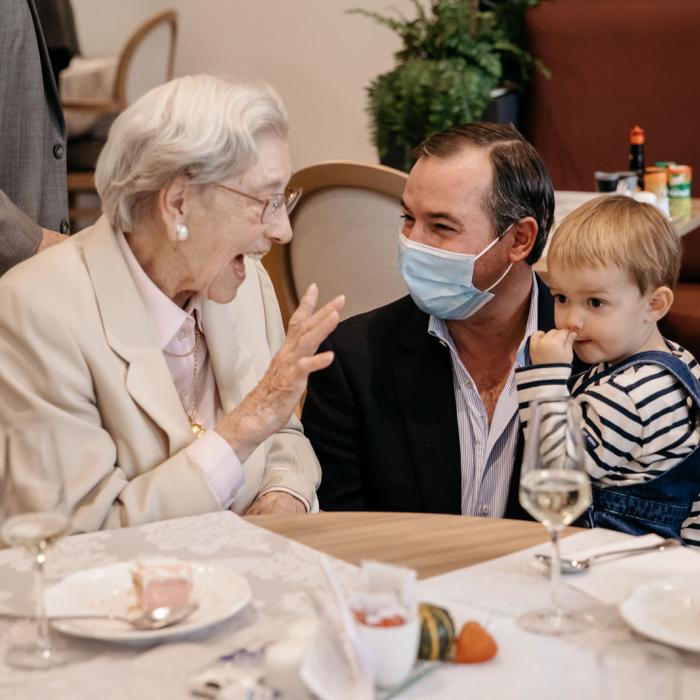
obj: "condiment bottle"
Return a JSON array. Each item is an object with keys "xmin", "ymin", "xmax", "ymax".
[
  {"xmin": 629, "ymin": 126, "xmax": 645, "ymax": 190},
  {"xmin": 668, "ymin": 165, "xmax": 692, "ymax": 220},
  {"xmin": 644, "ymin": 167, "xmax": 670, "ymax": 217}
]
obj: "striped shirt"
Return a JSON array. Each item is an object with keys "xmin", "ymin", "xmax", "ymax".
[
  {"xmin": 428, "ymin": 276, "xmax": 539, "ymax": 517},
  {"xmin": 515, "ymin": 341, "xmax": 700, "ymax": 545}
]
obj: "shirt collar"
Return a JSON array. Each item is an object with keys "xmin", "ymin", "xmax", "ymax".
[
  {"xmin": 116, "ymin": 230, "xmax": 203, "ymax": 350},
  {"xmin": 428, "ymin": 270, "xmax": 539, "ymax": 365}
]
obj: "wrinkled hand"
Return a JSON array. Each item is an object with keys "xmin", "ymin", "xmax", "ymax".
[
  {"xmin": 245, "ymin": 491, "xmax": 307, "ymax": 515},
  {"xmin": 37, "ymin": 228, "xmax": 66, "ymax": 253},
  {"xmin": 218, "ymin": 283, "xmax": 344, "ymax": 462},
  {"xmin": 529, "ymin": 328, "xmax": 577, "ymax": 365}
]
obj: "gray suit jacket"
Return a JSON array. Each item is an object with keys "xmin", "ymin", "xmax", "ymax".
[{"xmin": 0, "ymin": 0, "xmax": 69, "ymax": 275}]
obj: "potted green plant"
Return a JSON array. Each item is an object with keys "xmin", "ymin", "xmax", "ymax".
[{"xmin": 349, "ymin": 0, "xmax": 545, "ymax": 171}]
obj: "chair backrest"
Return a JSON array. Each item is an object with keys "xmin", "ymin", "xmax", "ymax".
[
  {"xmin": 263, "ymin": 161, "xmax": 409, "ymax": 325},
  {"xmin": 113, "ymin": 9, "xmax": 177, "ymax": 109}
]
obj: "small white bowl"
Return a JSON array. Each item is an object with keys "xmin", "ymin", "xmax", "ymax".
[{"xmin": 355, "ymin": 616, "xmax": 420, "ymax": 689}]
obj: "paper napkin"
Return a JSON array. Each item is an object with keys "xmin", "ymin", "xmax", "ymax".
[{"xmin": 300, "ymin": 557, "xmax": 375, "ymax": 700}]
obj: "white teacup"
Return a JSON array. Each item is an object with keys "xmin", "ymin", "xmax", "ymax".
[{"xmin": 355, "ymin": 615, "xmax": 420, "ymax": 688}]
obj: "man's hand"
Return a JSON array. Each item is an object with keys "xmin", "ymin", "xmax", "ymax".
[
  {"xmin": 245, "ymin": 491, "xmax": 307, "ymax": 515},
  {"xmin": 37, "ymin": 228, "xmax": 66, "ymax": 253},
  {"xmin": 530, "ymin": 328, "xmax": 577, "ymax": 365}
]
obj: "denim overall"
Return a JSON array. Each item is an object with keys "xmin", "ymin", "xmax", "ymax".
[{"xmin": 578, "ymin": 351, "xmax": 700, "ymax": 539}]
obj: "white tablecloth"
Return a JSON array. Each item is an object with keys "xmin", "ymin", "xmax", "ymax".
[
  {"xmin": 0, "ymin": 512, "xmax": 357, "ymax": 699},
  {"xmin": 1, "ymin": 515, "xmax": 699, "ymax": 699},
  {"xmin": 412, "ymin": 529, "xmax": 700, "ymax": 700}
]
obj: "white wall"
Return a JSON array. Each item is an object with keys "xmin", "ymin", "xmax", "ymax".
[
  {"xmin": 71, "ymin": 0, "xmax": 164, "ymax": 55},
  {"xmin": 70, "ymin": 0, "xmax": 411, "ymax": 169}
]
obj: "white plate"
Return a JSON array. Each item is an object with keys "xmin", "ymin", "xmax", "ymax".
[
  {"xmin": 45, "ymin": 560, "xmax": 252, "ymax": 644},
  {"xmin": 620, "ymin": 575, "xmax": 700, "ymax": 653}
]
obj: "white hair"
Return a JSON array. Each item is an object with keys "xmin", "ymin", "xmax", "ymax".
[{"xmin": 95, "ymin": 74, "xmax": 289, "ymax": 232}]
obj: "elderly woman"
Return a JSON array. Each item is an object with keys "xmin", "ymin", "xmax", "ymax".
[{"xmin": 0, "ymin": 75, "xmax": 343, "ymax": 532}]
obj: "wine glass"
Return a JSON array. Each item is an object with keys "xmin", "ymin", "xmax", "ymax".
[
  {"xmin": 517, "ymin": 398, "xmax": 593, "ymax": 635},
  {"xmin": 1, "ymin": 428, "xmax": 71, "ymax": 669}
]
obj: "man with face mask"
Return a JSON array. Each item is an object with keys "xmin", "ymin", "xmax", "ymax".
[{"xmin": 302, "ymin": 122, "xmax": 563, "ymax": 518}]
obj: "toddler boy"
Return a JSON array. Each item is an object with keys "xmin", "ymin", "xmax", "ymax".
[{"xmin": 516, "ymin": 195, "xmax": 700, "ymax": 544}]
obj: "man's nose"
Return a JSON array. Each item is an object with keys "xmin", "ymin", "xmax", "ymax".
[{"xmin": 266, "ymin": 212, "xmax": 293, "ymax": 245}]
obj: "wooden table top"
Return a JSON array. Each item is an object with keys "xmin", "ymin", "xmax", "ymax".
[{"xmin": 246, "ymin": 512, "xmax": 576, "ymax": 579}]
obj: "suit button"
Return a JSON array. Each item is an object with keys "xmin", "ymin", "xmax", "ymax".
[
  {"xmin": 60, "ymin": 219, "xmax": 70, "ymax": 234},
  {"xmin": 53, "ymin": 143, "xmax": 65, "ymax": 159}
]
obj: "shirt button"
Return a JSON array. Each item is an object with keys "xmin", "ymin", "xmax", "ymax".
[
  {"xmin": 53, "ymin": 143, "xmax": 65, "ymax": 160},
  {"xmin": 59, "ymin": 219, "xmax": 70, "ymax": 234},
  {"xmin": 481, "ymin": 504, "xmax": 489, "ymax": 515},
  {"xmin": 178, "ymin": 330, "xmax": 188, "ymax": 341}
]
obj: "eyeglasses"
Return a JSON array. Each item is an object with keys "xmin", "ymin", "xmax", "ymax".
[{"xmin": 214, "ymin": 183, "xmax": 303, "ymax": 223}]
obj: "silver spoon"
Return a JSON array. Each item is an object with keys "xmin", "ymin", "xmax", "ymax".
[
  {"xmin": 0, "ymin": 602, "xmax": 198, "ymax": 630},
  {"xmin": 535, "ymin": 538, "xmax": 681, "ymax": 574}
]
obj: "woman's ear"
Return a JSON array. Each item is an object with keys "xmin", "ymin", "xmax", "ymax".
[
  {"xmin": 157, "ymin": 176, "xmax": 189, "ymax": 242},
  {"xmin": 507, "ymin": 217, "xmax": 538, "ymax": 263},
  {"xmin": 647, "ymin": 285, "xmax": 674, "ymax": 321}
]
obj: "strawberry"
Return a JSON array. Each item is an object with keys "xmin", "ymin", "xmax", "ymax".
[{"xmin": 454, "ymin": 621, "xmax": 498, "ymax": 663}]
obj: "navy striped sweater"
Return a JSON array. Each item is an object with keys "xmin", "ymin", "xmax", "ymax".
[{"xmin": 515, "ymin": 341, "xmax": 700, "ymax": 546}]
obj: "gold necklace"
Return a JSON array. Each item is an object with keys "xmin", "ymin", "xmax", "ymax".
[
  {"xmin": 187, "ymin": 325, "xmax": 206, "ymax": 438},
  {"xmin": 163, "ymin": 340, "xmax": 196, "ymax": 358}
]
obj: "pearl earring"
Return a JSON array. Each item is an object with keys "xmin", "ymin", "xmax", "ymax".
[{"xmin": 175, "ymin": 223, "xmax": 189, "ymax": 242}]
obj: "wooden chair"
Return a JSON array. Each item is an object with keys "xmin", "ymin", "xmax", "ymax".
[
  {"xmin": 63, "ymin": 9, "xmax": 178, "ymax": 230},
  {"xmin": 263, "ymin": 161, "xmax": 409, "ymax": 327}
]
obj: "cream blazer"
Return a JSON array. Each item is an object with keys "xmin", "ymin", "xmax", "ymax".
[{"xmin": 0, "ymin": 217, "xmax": 321, "ymax": 532}]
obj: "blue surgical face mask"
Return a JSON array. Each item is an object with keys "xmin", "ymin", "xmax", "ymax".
[{"xmin": 398, "ymin": 228, "xmax": 513, "ymax": 320}]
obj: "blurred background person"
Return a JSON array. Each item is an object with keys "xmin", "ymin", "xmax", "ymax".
[{"xmin": 0, "ymin": 0, "xmax": 69, "ymax": 275}]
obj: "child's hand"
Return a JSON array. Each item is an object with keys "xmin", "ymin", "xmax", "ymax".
[{"xmin": 529, "ymin": 329, "xmax": 577, "ymax": 365}]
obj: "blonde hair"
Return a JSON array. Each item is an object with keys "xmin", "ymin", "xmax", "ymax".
[
  {"xmin": 95, "ymin": 74, "xmax": 288, "ymax": 232},
  {"xmin": 547, "ymin": 195, "xmax": 681, "ymax": 293}
]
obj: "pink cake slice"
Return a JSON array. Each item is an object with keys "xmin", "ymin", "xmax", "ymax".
[{"xmin": 131, "ymin": 559, "xmax": 193, "ymax": 613}]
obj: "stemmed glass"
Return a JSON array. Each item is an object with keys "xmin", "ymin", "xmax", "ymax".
[
  {"xmin": 517, "ymin": 398, "xmax": 593, "ymax": 635},
  {"xmin": 1, "ymin": 428, "xmax": 71, "ymax": 669}
]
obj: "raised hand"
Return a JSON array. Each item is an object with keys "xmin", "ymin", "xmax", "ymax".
[
  {"xmin": 218, "ymin": 284, "xmax": 345, "ymax": 462},
  {"xmin": 529, "ymin": 328, "xmax": 577, "ymax": 365}
]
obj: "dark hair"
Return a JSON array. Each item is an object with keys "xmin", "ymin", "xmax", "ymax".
[{"xmin": 414, "ymin": 123, "xmax": 554, "ymax": 264}]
